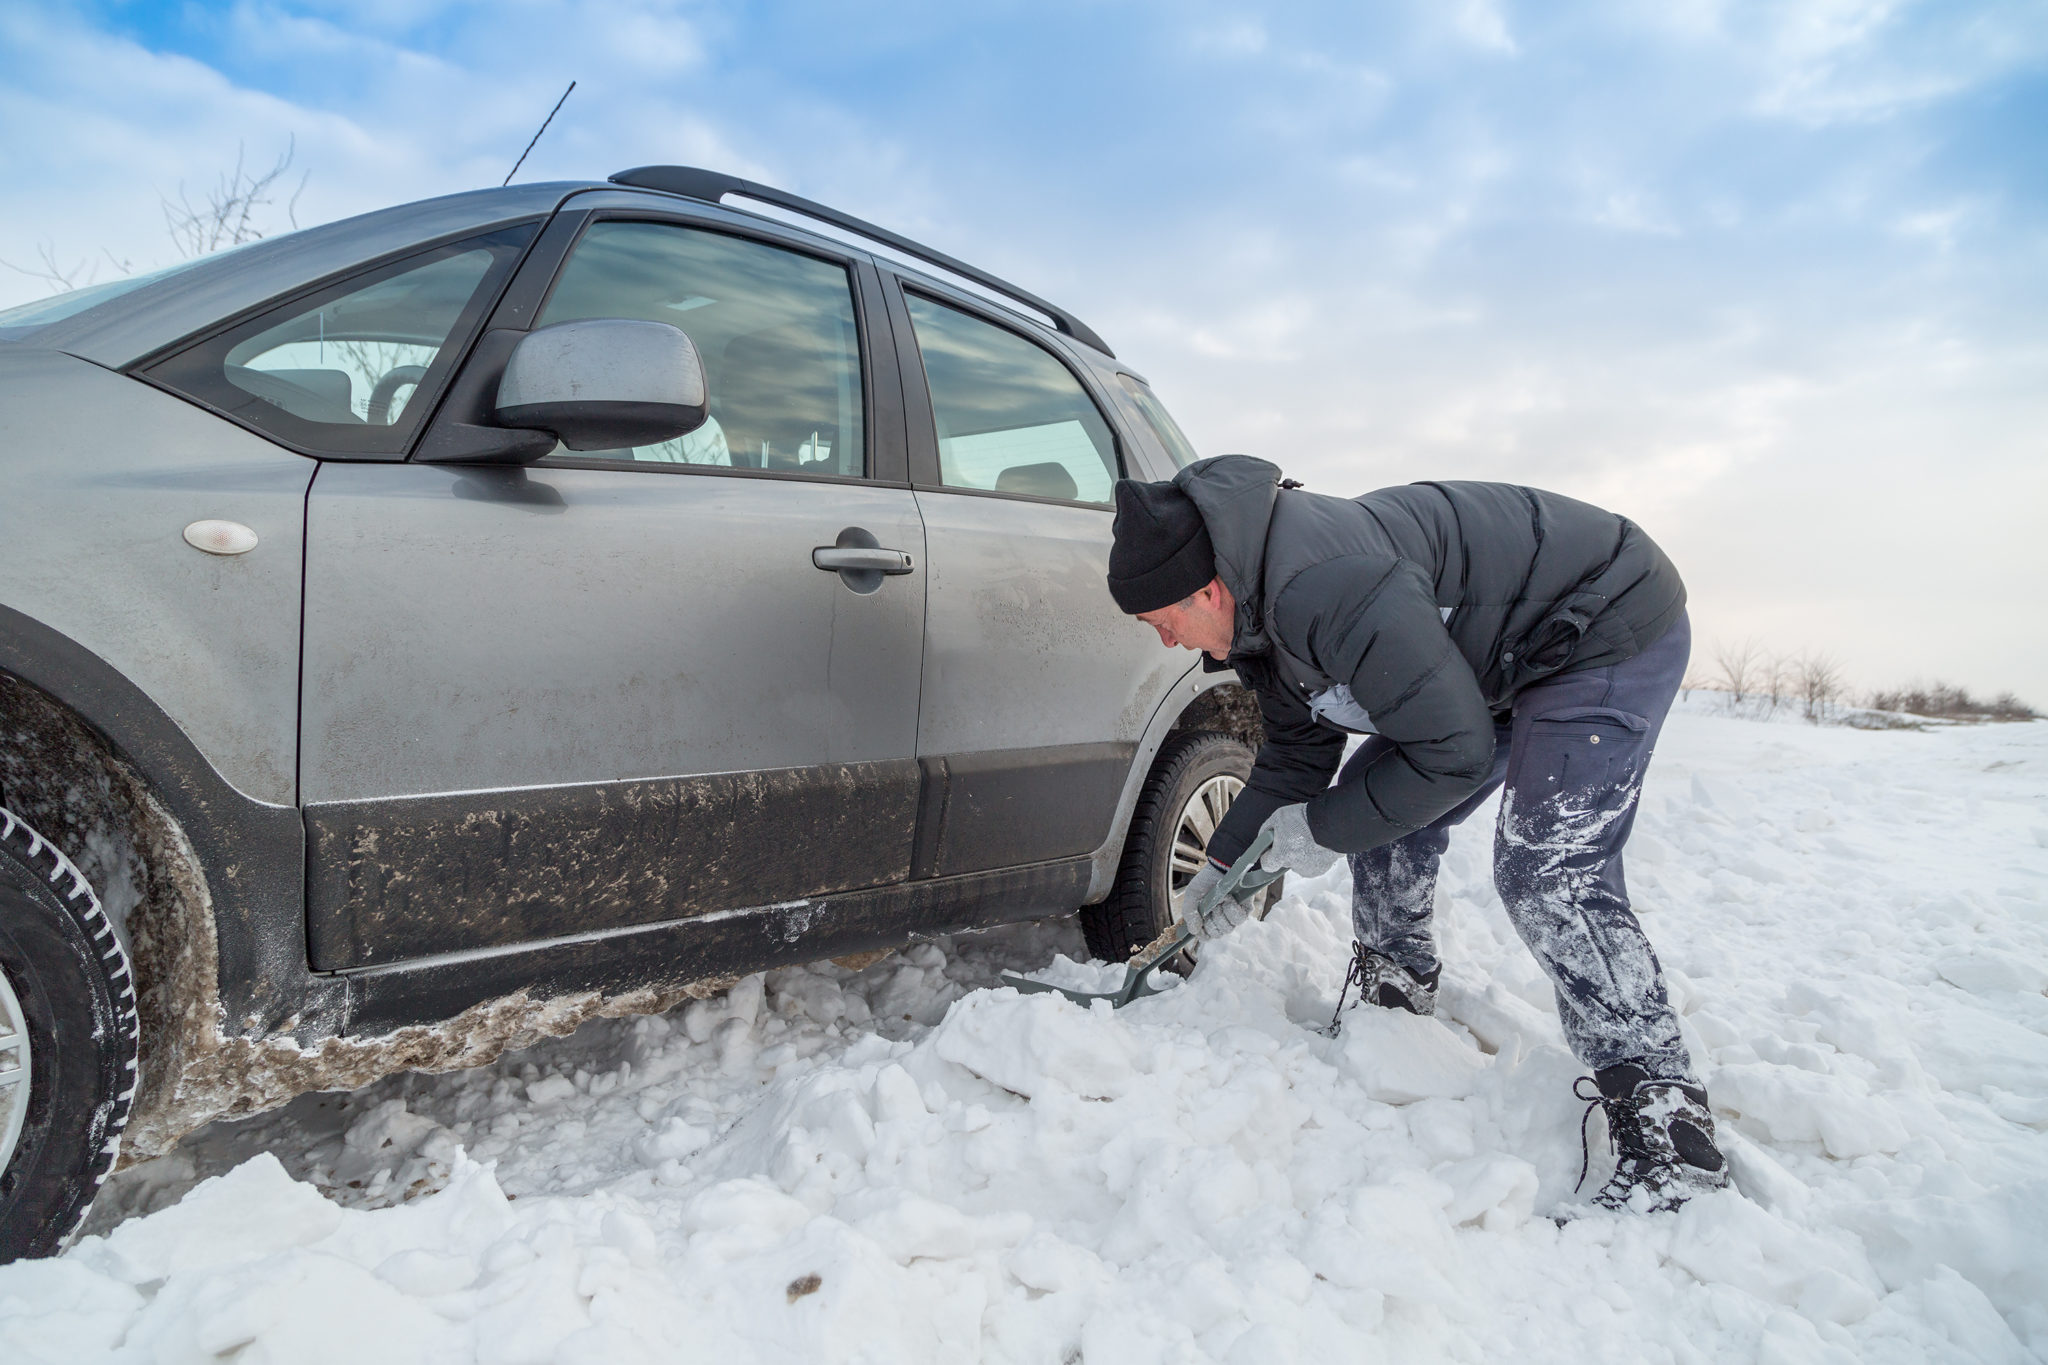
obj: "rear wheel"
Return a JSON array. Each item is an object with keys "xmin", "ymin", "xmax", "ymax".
[
  {"xmin": 1081, "ymin": 732, "xmax": 1283, "ymax": 963},
  {"xmin": 0, "ymin": 807, "xmax": 138, "ymax": 1262}
]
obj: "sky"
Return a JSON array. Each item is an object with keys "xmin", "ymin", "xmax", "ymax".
[{"xmin": 3, "ymin": 0, "xmax": 2045, "ymax": 702}]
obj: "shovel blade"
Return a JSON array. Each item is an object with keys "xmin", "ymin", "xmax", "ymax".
[
  {"xmin": 997, "ymin": 929, "xmax": 1194, "ymax": 1008},
  {"xmin": 997, "ymin": 973, "xmax": 1121, "ymax": 1005},
  {"xmin": 994, "ymin": 828, "xmax": 1282, "ymax": 1009}
]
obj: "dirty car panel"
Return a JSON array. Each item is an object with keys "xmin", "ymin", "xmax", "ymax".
[{"xmin": 298, "ymin": 465, "xmax": 928, "ymax": 968}]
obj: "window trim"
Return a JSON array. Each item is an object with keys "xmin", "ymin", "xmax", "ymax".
[
  {"xmin": 510, "ymin": 209, "xmax": 897, "ymax": 485},
  {"xmin": 1108, "ymin": 370, "xmax": 1200, "ymax": 479},
  {"xmin": 520, "ymin": 456, "xmax": 881, "ymax": 488},
  {"xmin": 886, "ymin": 273, "xmax": 1128, "ymax": 511},
  {"xmin": 132, "ymin": 222, "xmax": 544, "ymax": 462}
]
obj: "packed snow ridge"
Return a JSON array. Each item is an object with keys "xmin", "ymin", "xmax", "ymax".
[{"xmin": 3, "ymin": 696, "xmax": 2044, "ymax": 1363}]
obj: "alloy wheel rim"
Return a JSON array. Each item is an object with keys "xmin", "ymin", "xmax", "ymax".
[
  {"xmin": 1170, "ymin": 773, "xmax": 1244, "ymax": 901},
  {"xmin": 0, "ymin": 964, "xmax": 29, "ymax": 1182}
]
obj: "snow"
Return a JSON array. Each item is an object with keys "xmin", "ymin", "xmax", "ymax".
[{"xmin": 5, "ymin": 699, "xmax": 2045, "ymax": 1363}]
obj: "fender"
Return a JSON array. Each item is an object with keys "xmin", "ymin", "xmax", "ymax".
[
  {"xmin": 1080, "ymin": 660, "xmax": 1263, "ymax": 903},
  {"xmin": 0, "ymin": 602, "xmax": 320, "ymax": 1037}
]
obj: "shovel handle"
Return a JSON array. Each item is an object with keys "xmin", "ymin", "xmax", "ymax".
[
  {"xmin": 1192, "ymin": 826, "xmax": 1280, "ymax": 924},
  {"xmin": 1117, "ymin": 832, "xmax": 1286, "ymax": 1004}
]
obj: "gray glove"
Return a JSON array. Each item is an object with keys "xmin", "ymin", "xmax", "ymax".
[
  {"xmin": 1179, "ymin": 860, "xmax": 1253, "ymax": 941},
  {"xmin": 1257, "ymin": 803, "xmax": 1341, "ymax": 878}
]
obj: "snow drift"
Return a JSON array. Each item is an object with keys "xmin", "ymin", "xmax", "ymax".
[{"xmin": 3, "ymin": 698, "xmax": 2043, "ymax": 1363}]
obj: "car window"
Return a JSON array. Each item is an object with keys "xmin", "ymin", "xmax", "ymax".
[
  {"xmin": 905, "ymin": 293, "xmax": 1118, "ymax": 504},
  {"xmin": 1116, "ymin": 373, "xmax": 1202, "ymax": 470},
  {"xmin": 144, "ymin": 227, "xmax": 532, "ymax": 456},
  {"xmin": 536, "ymin": 221, "xmax": 864, "ymax": 476}
]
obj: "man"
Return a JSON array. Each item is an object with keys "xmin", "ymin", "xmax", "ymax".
[{"xmin": 1106, "ymin": 454, "xmax": 1727, "ymax": 1213}]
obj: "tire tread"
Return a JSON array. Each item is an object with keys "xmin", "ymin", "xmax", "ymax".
[
  {"xmin": 0, "ymin": 806, "xmax": 141, "ymax": 1251},
  {"xmin": 1081, "ymin": 731, "xmax": 1252, "ymax": 963}
]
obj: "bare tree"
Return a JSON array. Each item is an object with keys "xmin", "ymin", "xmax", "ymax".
[
  {"xmin": 162, "ymin": 138, "xmax": 307, "ymax": 259},
  {"xmin": 1, "ymin": 241, "xmax": 133, "ymax": 295},
  {"xmin": 1870, "ymin": 681, "xmax": 2038, "ymax": 722},
  {"xmin": 1764, "ymin": 651, "xmax": 1798, "ymax": 715},
  {"xmin": 5, "ymin": 141, "xmax": 305, "ymax": 299},
  {"xmin": 1987, "ymin": 691, "xmax": 2039, "ymax": 721},
  {"xmin": 1711, "ymin": 638, "xmax": 1761, "ymax": 704},
  {"xmin": 1797, "ymin": 652, "xmax": 1846, "ymax": 723}
]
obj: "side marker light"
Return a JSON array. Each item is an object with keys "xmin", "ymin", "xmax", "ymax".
[{"xmin": 183, "ymin": 520, "xmax": 259, "ymax": 556}]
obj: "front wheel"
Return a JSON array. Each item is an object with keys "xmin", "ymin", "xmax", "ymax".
[
  {"xmin": 1081, "ymin": 731, "xmax": 1283, "ymax": 963},
  {"xmin": 0, "ymin": 807, "xmax": 139, "ymax": 1262}
]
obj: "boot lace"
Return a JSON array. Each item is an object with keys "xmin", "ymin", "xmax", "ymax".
[
  {"xmin": 1573, "ymin": 1076, "xmax": 1656, "ymax": 1193},
  {"xmin": 1576, "ymin": 1076, "xmax": 1699, "ymax": 1194},
  {"xmin": 1323, "ymin": 944, "xmax": 1378, "ymax": 1038}
]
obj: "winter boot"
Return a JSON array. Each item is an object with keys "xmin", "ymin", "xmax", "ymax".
[
  {"xmin": 1577, "ymin": 1062, "xmax": 1730, "ymax": 1213},
  {"xmin": 1325, "ymin": 943, "xmax": 1441, "ymax": 1034}
]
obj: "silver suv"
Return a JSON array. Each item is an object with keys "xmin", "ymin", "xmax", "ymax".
[{"xmin": 0, "ymin": 167, "xmax": 1270, "ymax": 1258}]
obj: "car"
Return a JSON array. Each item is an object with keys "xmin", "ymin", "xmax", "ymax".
[{"xmin": 0, "ymin": 166, "xmax": 1275, "ymax": 1259}]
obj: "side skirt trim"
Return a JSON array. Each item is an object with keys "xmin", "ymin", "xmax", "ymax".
[
  {"xmin": 341, "ymin": 854, "xmax": 1091, "ymax": 1034},
  {"xmin": 305, "ymin": 759, "xmax": 922, "ymax": 970}
]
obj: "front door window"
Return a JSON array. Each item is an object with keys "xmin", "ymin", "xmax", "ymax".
[{"xmin": 536, "ymin": 222, "xmax": 865, "ymax": 476}]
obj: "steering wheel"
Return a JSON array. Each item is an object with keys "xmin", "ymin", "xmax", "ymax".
[{"xmin": 367, "ymin": 364, "xmax": 430, "ymax": 425}]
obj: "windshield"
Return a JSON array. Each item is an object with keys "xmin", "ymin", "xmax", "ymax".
[{"xmin": 0, "ymin": 241, "xmax": 260, "ymax": 343}]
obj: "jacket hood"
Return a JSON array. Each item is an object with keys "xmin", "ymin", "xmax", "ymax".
[{"xmin": 1172, "ymin": 454, "xmax": 1283, "ymax": 653}]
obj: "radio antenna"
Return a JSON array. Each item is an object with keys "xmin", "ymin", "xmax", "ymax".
[{"xmin": 504, "ymin": 81, "xmax": 576, "ymax": 186}]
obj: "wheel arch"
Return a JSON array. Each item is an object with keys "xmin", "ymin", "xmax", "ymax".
[
  {"xmin": 0, "ymin": 604, "xmax": 330, "ymax": 1159},
  {"xmin": 1082, "ymin": 665, "xmax": 1265, "ymax": 904}
]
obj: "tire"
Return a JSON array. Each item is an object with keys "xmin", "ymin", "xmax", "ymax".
[
  {"xmin": 1081, "ymin": 731, "xmax": 1283, "ymax": 963},
  {"xmin": 0, "ymin": 807, "xmax": 139, "ymax": 1262}
]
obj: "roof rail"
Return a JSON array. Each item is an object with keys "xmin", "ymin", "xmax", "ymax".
[{"xmin": 607, "ymin": 165, "xmax": 1114, "ymax": 357}]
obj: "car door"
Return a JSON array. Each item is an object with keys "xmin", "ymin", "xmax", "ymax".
[
  {"xmin": 298, "ymin": 212, "xmax": 926, "ymax": 969},
  {"xmin": 884, "ymin": 277, "xmax": 1186, "ymax": 878}
]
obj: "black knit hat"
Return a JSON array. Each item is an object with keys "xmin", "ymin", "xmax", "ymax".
[{"xmin": 1107, "ymin": 478, "xmax": 1216, "ymax": 614}]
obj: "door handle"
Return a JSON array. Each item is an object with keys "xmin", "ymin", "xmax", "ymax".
[
  {"xmin": 812, "ymin": 546, "xmax": 913, "ymax": 574},
  {"xmin": 814, "ymin": 527, "xmax": 914, "ymax": 594}
]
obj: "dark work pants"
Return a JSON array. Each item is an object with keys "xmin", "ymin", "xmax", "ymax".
[{"xmin": 1341, "ymin": 613, "xmax": 1695, "ymax": 1080}]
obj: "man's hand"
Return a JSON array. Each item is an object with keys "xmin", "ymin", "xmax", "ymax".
[
  {"xmin": 1257, "ymin": 804, "xmax": 1342, "ymax": 878},
  {"xmin": 1180, "ymin": 859, "xmax": 1253, "ymax": 941}
]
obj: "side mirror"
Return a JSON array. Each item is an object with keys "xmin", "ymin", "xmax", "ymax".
[{"xmin": 494, "ymin": 318, "xmax": 708, "ymax": 451}]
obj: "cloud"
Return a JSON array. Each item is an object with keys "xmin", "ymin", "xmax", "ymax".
[
  {"xmin": 1448, "ymin": 0, "xmax": 1518, "ymax": 55},
  {"xmin": 4, "ymin": 0, "xmax": 2043, "ymax": 697},
  {"xmin": 1627, "ymin": 0, "xmax": 2048, "ymax": 125},
  {"xmin": 1186, "ymin": 17, "xmax": 1269, "ymax": 58}
]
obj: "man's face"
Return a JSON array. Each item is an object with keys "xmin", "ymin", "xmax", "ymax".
[{"xmin": 1135, "ymin": 578, "xmax": 1236, "ymax": 659}]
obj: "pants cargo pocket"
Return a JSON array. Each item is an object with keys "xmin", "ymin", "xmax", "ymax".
[{"xmin": 1522, "ymin": 705, "xmax": 1651, "ymax": 798}]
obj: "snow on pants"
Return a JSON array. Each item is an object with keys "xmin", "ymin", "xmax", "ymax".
[{"xmin": 1340, "ymin": 612, "xmax": 1695, "ymax": 1080}]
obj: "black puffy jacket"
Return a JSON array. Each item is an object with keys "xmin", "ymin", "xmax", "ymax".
[{"xmin": 1183, "ymin": 455, "xmax": 1687, "ymax": 865}]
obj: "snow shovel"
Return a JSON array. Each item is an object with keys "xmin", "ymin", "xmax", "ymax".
[{"xmin": 1000, "ymin": 828, "xmax": 1282, "ymax": 1008}]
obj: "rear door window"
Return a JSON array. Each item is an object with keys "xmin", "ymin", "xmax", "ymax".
[
  {"xmin": 905, "ymin": 293, "xmax": 1119, "ymax": 504},
  {"xmin": 534, "ymin": 221, "xmax": 865, "ymax": 476},
  {"xmin": 144, "ymin": 226, "xmax": 533, "ymax": 456}
]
